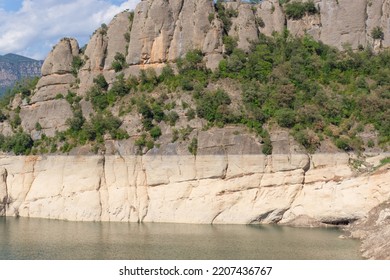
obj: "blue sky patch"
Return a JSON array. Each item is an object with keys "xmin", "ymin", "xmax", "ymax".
[{"xmin": 0, "ymin": 0, "xmax": 23, "ymax": 12}]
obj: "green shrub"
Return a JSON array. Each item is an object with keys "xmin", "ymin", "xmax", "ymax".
[
  {"xmin": 262, "ymin": 138, "xmax": 273, "ymax": 155},
  {"xmin": 165, "ymin": 111, "xmax": 180, "ymax": 126},
  {"xmin": 112, "ymin": 52, "xmax": 127, "ymax": 72},
  {"xmin": 223, "ymin": 36, "xmax": 238, "ymax": 55},
  {"xmin": 1, "ymin": 132, "xmax": 33, "ymax": 155},
  {"xmin": 188, "ymin": 137, "xmax": 198, "ymax": 156},
  {"xmin": 186, "ymin": 108, "xmax": 196, "ymax": 120},
  {"xmin": 335, "ymin": 136, "xmax": 352, "ymax": 151},
  {"xmin": 371, "ymin": 26, "xmax": 384, "ymax": 40},
  {"xmin": 93, "ymin": 74, "xmax": 109, "ymax": 90},
  {"xmin": 150, "ymin": 126, "xmax": 162, "ymax": 140},
  {"xmin": 109, "ymin": 74, "xmax": 130, "ymax": 97},
  {"xmin": 285, "ymin": 1, "xmax": 317, "ymax": 20},
  {"xmin": 35, "ymin": 122, "xmax": 42, "ymax": 131},
  {"xmin": 71, "ymin": 56, "xmax": 84, "ymax": 76},
  {"xmin": 10, "ymin": 113, "xmax": 21, "ymax": 129},
  {"xmin": 66, "ymin": 110, "xmax": 85, "ymax": 132},
  {"xmin": 275, "ymin": 108, "xmax": 296, "ymax": 128},
  {"xmin": 196, "ymin": 89, "xmax": 231, "ymax": 123}
]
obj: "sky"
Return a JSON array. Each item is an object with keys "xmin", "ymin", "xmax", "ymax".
[{"xmin": 0, "ymin": 0, "xmax": 141, "ymax": 60}]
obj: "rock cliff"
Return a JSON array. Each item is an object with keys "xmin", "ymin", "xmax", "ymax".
[
  {"xmin": 1, "ymin": 0, "xmax": 390, "ymax": 137},
  {"xmin": 0, "ymin": 153, "xmax": 389, "ymax": 226},
  {"xmin": 0, "ymin": 1, "xmax": 389, "ymax": 259},
  {"xmin": 5, "ymin": 0, "xmax": 389, "ymax": 139}
]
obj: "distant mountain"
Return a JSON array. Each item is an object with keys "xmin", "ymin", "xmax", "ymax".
[{"xmin": 0, "ymin": 53, "xmax": 43, "ymax": 95}]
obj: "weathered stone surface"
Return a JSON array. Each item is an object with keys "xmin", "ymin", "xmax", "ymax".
[
  {"xmin": 348, "ymin": 195, "xmax": 390, "ymax": 260},
  {"xmin": 104, "ymin": 11, "xmax": 132, "ymax": 71},
  {"xmin": 227, "ymin": 2, "xmax": 259, "ymax": 52},
  {"xmin": 255, "ymin": 0, "xmax": 285, "ymax": 37},
  {"xmin": 31, "ymin": 74, "xmax": 75, "ymax": 103},
  {"xmin": 286, "ymin": 0, "xmax": 390, "ymax": 50},
  {"xmin": 20, "ymin": 100, "xmax": 73, "ymax": 137},
  {"xmin": 366, "ymin": 0, "xmax": 390, "ymax": 49},
  {"xmin": 1, "ymin": 153, "xmax": 389, "ymax": 226},
  {"xmin": 317, "ymin": 0, "xmax": 367, "ymax": 49},
  {"xmin": 41, "ymin": 38, "xmax": 79, "ymax": 76},
  {"xmin": 126, "ymin": 0, "xmax": 219, "ymax": 66}
]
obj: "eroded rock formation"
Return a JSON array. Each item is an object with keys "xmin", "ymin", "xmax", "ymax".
[
  {"xmin": 4, "ymin": 0, "xmax": 389, "ymax": 140},
  {"xmin": 0, "ymin": 153, "xmax": 388, "ymax": 225}
]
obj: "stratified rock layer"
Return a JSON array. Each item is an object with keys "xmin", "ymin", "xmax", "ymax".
[{"xmin": 0, "ymin": 153, "xmax": 389, "ymax": 225}]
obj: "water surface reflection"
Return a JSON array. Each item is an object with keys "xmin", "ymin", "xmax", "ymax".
[{"xmin": 0, "ymin": 217, "xmax": 362, "ymax": 260}]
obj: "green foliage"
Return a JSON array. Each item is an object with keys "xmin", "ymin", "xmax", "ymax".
[
  {"xmin": 100, "ymin": 23, "xmax": 108, "ymax": 35},
  {"xmin": 380, "ymin": 157, "xmax": 390, "ymax": 166},
  {"xmin": 94, "ymin": 74, "xmax": 109, "ymax": 90},
  {"xmin": 109, "ymin": 74, "xmax": 131, "ymax": 97},
  {"xmin": 214, "ymin": 32, "xmax": 390, "ymax": 151},
  {"xmin": 285, "ymin": 1, "xmax": 318, "ymax": 20},
  {"xmin": 55, "ymin": 93, "xmax": 64, "ymax": 99},
  {"xmin": 0, "ymin": 131, "xmax": 33, "ymax": 155},
  {"xmin": 10, "ymin": 113, "xmax": 21, "ymax": 129},
  {"xmin": 276, "ymin": 108, "xmax": 296, "ymax": 128},
  {"xmin": 0, "ymin": 77, "xmax": 39, "ymax": 108},
  {"xmin": 65, "ymin": 90, "xmax": 81, "ymax": 106},
  {"xmin": 124, "ymin": 32, "xmax": 131, "ymax": 43},
  {"xmin": 35, "ymin": 122, "xmax": 42, "ymax": 131},
  {"xmin": 165, "ymin": 111, "xmax": 179, "ymax": 126},
  {"xmin": 186, "ymin": 108, "xmax": 196, "ymax": 121},
  {"xmin": 188, "ymin": 137, "xmax": 198, "ymax": 156},
  {"xmin": 112, "ymin": 52, "xmax": 127, "ymax": 72},
  {"xmin": 0, "ymin": 111, "xmax": 6, "ymax": 122},
  {"xmin": 139, "ymin": 69, "xmax": 158, "ymax": 92},
  {"xmin": 135, "ymin": 133, "xmax": 154, "ymax": 154},
  {"xmin": 88, "ymin": 75, "xmax": 111, "ymax": 111},
  {"xmin": 262, "ymin": 138, "xmax": 273, "ymax": 155},
  {"xmin": 66, "ymin": 110, "xmax": 85, "ymax": 132},
  {"xmin": 196, "ymin": 89, "xmax": 231, "ymax": 123},
  {"xmin": 208, "ymin": 13, "xmax": 215, "ymax": 23},
  {"xmin": 223, "ymin": 36, "xmax": 238, "ymax": 55},
  {"xmin": 71, "ymin": 56, "xmax": 84, "ymax": 76},
  {"xmin": 371, "ymin": 26, "xmax": 384, "ymax": 40},
  {"xmin": 150, "ymin": 126, "xmax": 162, "ymax": 140},
  {"xmin": 335, "ymin": 136, "xmax": 353, "ymax": 151},
  {"xmin": 293, "ymin": 128, "xmax": 320, "ymax": 152}
]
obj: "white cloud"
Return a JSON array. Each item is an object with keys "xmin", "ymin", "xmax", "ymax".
[{"xmin": 0, "ymin": 0, "xmax": 140, "ymax": 60}]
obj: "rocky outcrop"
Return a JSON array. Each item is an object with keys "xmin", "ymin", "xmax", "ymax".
[
  {"xmin": 348, "ymin": 193, "xmax": 390, "ymax": 260},
  {"xmin": 16, "ymin": 0, "xmax": 388, "ymax": 114},
  {"xmin": 288, "ymin": 0, "xmax": 390, "ymax": 50},
  {"xmin": 1, "ymin": 153, "xmax": 389, "ymax": 225},
  {"xmin": 11, "ymin": 0, "xmax": 389, "ymax": 138},
  {"xmin": 19, "ymin": 38, "xmax": 78, "ymax": 137},
  {"xmin": 122, "ymin": 0, "xmax": 223, "ymax": 74}
]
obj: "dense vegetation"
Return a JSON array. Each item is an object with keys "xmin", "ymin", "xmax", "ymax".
[
  {"xmin": 216, "ymin": 32, "xmax": 389, "ymax": 152},
  {"xmin": 0, "ymin": 29, "xmax": 389, "ymax": 155},
  {"xmin": 284, "ymin": 1, "xmax": 318, "ymax": 20}
]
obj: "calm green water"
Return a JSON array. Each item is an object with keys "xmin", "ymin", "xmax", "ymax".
[{"xmin": 0, "ymin": 217, "xmax": 362, "ymax": 260}]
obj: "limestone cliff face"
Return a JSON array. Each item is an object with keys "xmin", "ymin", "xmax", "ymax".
[
  {"xmin": 19, "ymin": 38, "xmax": 78, "ymax": 138},
  {"xmin": 288, "ymin": 0, "xmax": 390, "ymax": 50},
  {"xmin": 0, "ymin": 0, "xmax": 389, "ymax": 227},
  {"xmin": 0, "ymin": 153, "xmax": 389, "ymax": 224}
]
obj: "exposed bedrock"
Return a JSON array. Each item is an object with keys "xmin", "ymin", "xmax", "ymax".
[{"xmin": 0, "ymin": 153, "xmax": 388, "ymax": 225}]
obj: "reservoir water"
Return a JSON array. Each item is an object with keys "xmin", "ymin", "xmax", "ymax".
[{"xmin": 0, "ymin": 217, "xmax": 362, "ymax": 260}]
